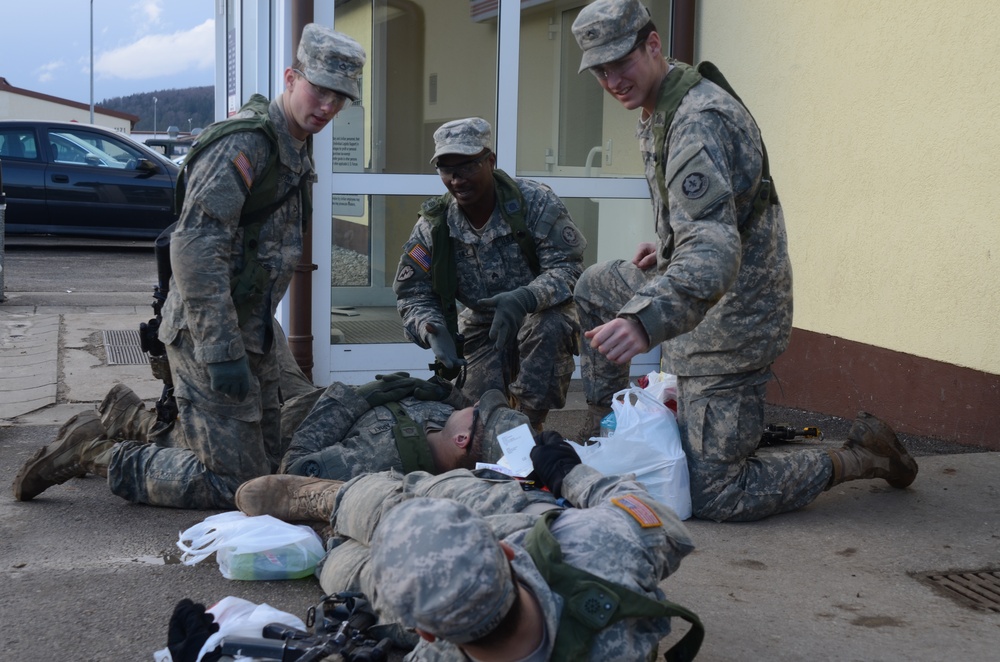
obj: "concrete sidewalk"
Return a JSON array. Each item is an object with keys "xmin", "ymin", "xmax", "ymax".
[{"xmin": 1, "ymin": 304, "xmax": 998, "ymax": 660}]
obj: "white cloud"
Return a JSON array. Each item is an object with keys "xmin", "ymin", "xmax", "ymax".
[
  {"xmin": 94, "ymin": 18, "xmax": 214, "ymax": 81},
  {"xmin": 134, "ymin": 0, "xmax": 164, "ymax": 28},
  {"xmin": 35, "ymin": 60, "xmax": 65, "ymax": 83}
]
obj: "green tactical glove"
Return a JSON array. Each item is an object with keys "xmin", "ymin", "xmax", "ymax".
[
  {"xmin": 478, "ymin": 287, "xmax": 537, "ymax": 350},
  {"xmin": 425, "ymin": 322, "xmax": 465, "ymax": 370},
  {"xmin": 354, "ymin": 372, "xmax": 450, "ymax": 407},
  {"xmin": 207, "ymin": 356, "xmax": 252, "ymax": 401}
]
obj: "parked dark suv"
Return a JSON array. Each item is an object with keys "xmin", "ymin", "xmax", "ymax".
[{"xmin": 0, "ymin": 120, "xmax": 180, "ymax": 239}]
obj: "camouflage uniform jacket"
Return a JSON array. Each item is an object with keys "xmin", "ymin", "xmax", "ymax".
[
  {"xmin": 159, "ymin": 97, "xmax": 312, "ymax": 361},
  {"xmin": 281, "ymin": 382, "xmax": 512, "ymax": 479},
  {"xmin": 394, "ymin": 175, "xmax": 586, "ymax": 345},
  {"xmin": 621, "ymin": 66, "xmax": 793, "ymax": 376},
  {"xmin": 402, "ymin": 464, "xmax": 695, "ymax": 661}
]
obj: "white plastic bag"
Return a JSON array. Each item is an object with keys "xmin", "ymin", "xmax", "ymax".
[
  {"xmin": 176, "ymin": 511, "xmax": 325, "ymax": 580},
  {"xmin": 643, "ymin": 370, "xmax": 678, "ymax": 410},
  {"xmin": 152, "ymin": 596, "xmax": 307, "ymax": 662},
  {"xmin": 570, "ymin": 386, "xmax": 692, "ymax": 520}
]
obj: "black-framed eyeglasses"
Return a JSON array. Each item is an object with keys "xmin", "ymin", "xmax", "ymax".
[
  {"xmin": 589, "ymin": 39, "xmax": 647, "ymax": 81},
  {"xmin": 292, "ymin": 69, "xmax": 347, "ymax": 107},
  {"xmin": 466, "ymin": 405, "xmax": 481, "ymax": 453},
  {"xmin": 435, "ymin": 152, "xmax": 490, "ymax": 179}
]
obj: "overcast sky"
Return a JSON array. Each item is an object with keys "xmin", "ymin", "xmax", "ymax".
[{"xmin": 1, "ymin": 0, "xmax": 215, "ymax": 104}]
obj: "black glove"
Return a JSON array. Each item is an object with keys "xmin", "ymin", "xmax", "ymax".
[
  {"xmin": 478, "ymin": 287, "xmax": 537, "ymax": 350},
  {"xmin": 425, "ymin": 323, "xmax": 465, "ymax": 370},
  {"xmin": 412, "ymin": 375, "xmax": 453, "ymax": 401},
  {"xmin": 355, "ymin": 372, "xmax": 420, "ymax": 407},
  {"xmin": 167, "ymin": 599, "xmax": 221, "ymax": 662},
  {"xmin": 529, "ymin": 430, "xmax": 581, "ymax": 499},
  {"xmin": 207, "ymin": 356, "xmax": 252, "ymax": 401}
]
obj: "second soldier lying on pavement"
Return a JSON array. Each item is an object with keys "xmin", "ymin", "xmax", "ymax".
[{"xmin": 233, "ymin": 431, "xmax": 701, "ymax": 661}]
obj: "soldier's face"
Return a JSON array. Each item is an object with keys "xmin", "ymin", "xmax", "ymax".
[
  {"xmin": 591, "ymin": 32, "xmax": 663, "ymax": 112},
  {"xmin": 436, "ymin": 150, "xmax": 496, "ymax": 209},
  {"xmin": 283, "ymin": 67, "xmax": 348, "ymax": 139}
]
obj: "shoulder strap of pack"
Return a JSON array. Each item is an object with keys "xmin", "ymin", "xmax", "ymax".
[
  {"xmin": 651, "ymin": 61, "xmax": 703, "ymax": 198},
  {"xmin": 383, "ymin": 402, "xmax": 436, "ymax": 474},
  {"xmin": 173, "ymin": 94, "xmax": 283, "ymax": 228},
  {"xmin": 422, "ymin": 195, "xmax": 461, "ymax": 339},
  {"xmin": 491, "ymin": 169, "xmax": 540, "ymax": 276},
  {"xmin": 696, "ymin": 61, "xmax": 778, "ymax": 214},
  {"xmin": 523, "ymin": 510, "xmax": 704, "ymax": 662}
]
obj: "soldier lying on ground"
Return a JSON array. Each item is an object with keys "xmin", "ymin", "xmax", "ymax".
[
  {"xmin": 12, "ymin": 373, "xmax": 530, "ymax": 508},
  {"xmin": 231, "ymin": 431, "xmax": 701, "ymax": 661}
]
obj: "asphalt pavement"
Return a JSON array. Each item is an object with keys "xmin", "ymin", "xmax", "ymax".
[{"xmin": 1, "ymin": 240, "xmax": 998, "ymax": 661}]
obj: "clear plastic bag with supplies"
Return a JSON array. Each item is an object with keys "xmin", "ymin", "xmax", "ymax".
[{"xmin": 176, "ymin": 511, "xmax": 325, "ymax": 580}]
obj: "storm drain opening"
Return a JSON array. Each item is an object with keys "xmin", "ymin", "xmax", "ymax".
[
  {"xmin": 103, "ymin": 329, "xmax": 149, "ymax": 366},
  {"xmin": 915, "ymin": 570, "xmax": 1000, "ymax": 612}
]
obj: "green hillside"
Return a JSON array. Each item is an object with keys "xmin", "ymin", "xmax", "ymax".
[{"xmin": 100, "ymin": 86, "xmax": 214, "ymax": 133}]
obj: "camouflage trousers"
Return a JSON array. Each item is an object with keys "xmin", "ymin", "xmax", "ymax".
[
  {"xmin": 678, "ymin": 368, "xmax": 832, "ymax": 522},
  {"xmin": 576, "ymin": 261, "xmax": 832, "ymax": 521},
  {"xmin": 107, "ymin": 329, "xmax": 282, "ymax": 509},
  {"xmin": 574, "ymin": 259, "xmax": 648, "ymax": 406},
  {"xmin": 460, "ymin": 300, "xmax": 579, "ymax": 412},
  {"xmin": 318, "ymin": 470, "xmax": 560, "ymax": 597}
]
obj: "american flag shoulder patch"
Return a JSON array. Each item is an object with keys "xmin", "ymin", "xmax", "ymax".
[
  {"xmin": 408, "ymin": 243, "xmax": 432, "ymax": 271},
  {"xmin": 611, "ymin": 494, "xmax": 663, "ymax": 528},
  {"xmin": 233, "ymin": 151, "xmax": 254, "ymax": 191}
]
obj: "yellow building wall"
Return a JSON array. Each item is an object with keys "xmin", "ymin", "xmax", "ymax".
[{"xmin": 697, "ymin": 0, "xmax": 1000, "ymax": 375}]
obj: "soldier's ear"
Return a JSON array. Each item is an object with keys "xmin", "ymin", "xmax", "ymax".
[{"xmin": 453, "ymin": 431, "xmax": 471, "ymax": 450}]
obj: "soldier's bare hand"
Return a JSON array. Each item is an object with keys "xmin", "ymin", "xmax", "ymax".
[
  {"xmin": 584, "ymin": 318, "xmax": 650, "ymax": 365},
  {"xmin": 632, "ymin": 242, "xmax": 657, "ymax": 270}
]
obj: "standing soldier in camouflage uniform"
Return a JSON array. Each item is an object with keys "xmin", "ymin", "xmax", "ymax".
[
  {"xmin": 570, "ymin": 0, "xmax": 917, "ymax": 521},
  {"xmin": 393, "ymin": 118, "xmax": 586, "ymax": 431},
  {"xmin": 233, "ymin": 385, "xmax": 534, "ymax": 518},
  {"xmin": 13, "ymin": 24, "xmax": 366, "ymax": 509}
]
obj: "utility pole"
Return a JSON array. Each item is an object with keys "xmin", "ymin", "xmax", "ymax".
[
  {"xmin": 89, "ymin": 0, "xmax": 94, "ymax": 123},
  {"xmin": 153, "ymin": 97, "xmax": 158, "ymax": 137}
]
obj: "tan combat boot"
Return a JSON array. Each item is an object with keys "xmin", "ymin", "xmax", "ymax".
[
  {"xmin": 235, "ymin": 474, "xmax": 345, "ymax": 522},
  {"xmin": 826, "ymin": 411, "xmax": 918, "ymax": 489},
  {"xmin": 575, "ymin": 403, "xmax": 613, "ymax": 443},
  {"xmin": 12, "ymin": 412, "xmax": 115, "ymax": 501},
  {"xmin": 98, "ymin": 383, "xmax": 158, "ymax": 441}
]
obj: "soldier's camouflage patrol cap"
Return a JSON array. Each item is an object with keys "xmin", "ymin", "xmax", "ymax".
[
  {"xmin": 572, "ymin": 0, "xmax": 652, "ymax": 73},
  {"xmin": 370, "ymin": 498, "xmax": 516, "ymax": 644},
  {"xmin": 430, "ymin": 117, "xmax": 492, "ymax": 164},
  {"xmin": 478, "ymin": 389, "xmax": 522, "ymax": 465},
  {"xmin": 297, "ymin": 23, "xmax": 366, "ymax": 101}
]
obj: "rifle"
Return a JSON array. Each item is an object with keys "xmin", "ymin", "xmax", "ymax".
[
  {"xmin": 758, "ymin": 424, "xmax": 822, "ymax": 447},
  {"xmin": 428, "ymin": 332, "xmax": 467, "ymax": 389},
  {"xmin": 137, "ymin": 225, "xmax": 178, "ymax": 425},
  {"xmin": 219, "ymin": 592, "xmax": 395, "ymax": 662}
]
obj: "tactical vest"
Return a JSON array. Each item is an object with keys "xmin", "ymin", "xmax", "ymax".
[
  {"xmin": 171, "ymin": 94, "xmax": 313, "ymax": 334},
  {"xmin": 651, "ymin": 61, "xmax": 778, "ymax": 230},
  {"xmin": 383, "ymin": 402, "xmax": 436, "ymax": 474},
  {"xmin": 419, "ymin": 169, "xmax": 540, "ymax": 339},
  {"xmin": 523, "ymin": 509, "xmax": 704, "ymax": 662}
]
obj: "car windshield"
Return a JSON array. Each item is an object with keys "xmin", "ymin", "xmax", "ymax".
[{"xmin": 50, "ymin": 131, "xmax": 130, "ymax": 168}]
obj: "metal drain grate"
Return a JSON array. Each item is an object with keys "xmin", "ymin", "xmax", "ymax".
[
  {"xmin": 916, "ymin": 570, "xmax": 1000, "ymax": 612},
  {"xmin": 331, "ymin": 318, "xmax": 406, "ymax": 344},
  {"xmin": 103, "ymin": 329, "xmax": 149, "ymax": 366}
]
